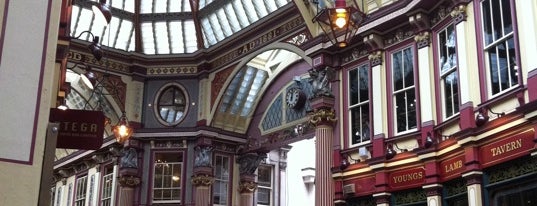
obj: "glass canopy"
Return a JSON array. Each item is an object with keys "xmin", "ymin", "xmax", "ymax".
[{"xmin": 70, "ymin": 0, "xmax": 291, "ymax": 55}]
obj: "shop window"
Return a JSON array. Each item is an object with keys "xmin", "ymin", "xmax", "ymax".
[
  {"xmin": 100, "ymin": 165, "xmax": 115, "ymax": 206},
  {"xmin": 257, "ymin": 165, "xmax": 273, "ymax": 206},
  {"xmin": 152, "ymin": 152, "xmax": 183, "ymax": 203},
  {"xmin": 391, "ymin": 46, "xmax": 417, "ymax": 134},
  {"xmin": 493, "ymin": 182, "xmax": 537, "ymax": 206},
  {"xmin": 348, "ymin": 64, "xmax": 370, "ymax": 146},
  {"xmin": 74, "ymin": 175, "xmax": 88, "ymax": 206},
  {"xmin": 436, "ymin": 23, "xmax": 459, "ymax": 119},
  {"xmin": 213, "ymin": 154, "xmax": 231, "ymax": 206},
  {"xmin": 154, "ymin": 83, "xmax": 189, "ymax": 126},
  {"xmin": 480, "ymin": 0, "xmax": 519, "ymax": 96},
  {"xmin": 443, "ymin": 179, "xmax": 468, "ymax": 206},
  {"xmin": 55, "ymin": 186, "xmax": 63, "ymax": 206}
]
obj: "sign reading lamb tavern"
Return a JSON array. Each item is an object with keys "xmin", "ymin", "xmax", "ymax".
[
  {"xmin": 480, "ymin": 129, "xmax": 535, "ymax": 167},
  {"xmin": 389, "ymin": 167, "xmax": 425, "ymax": 189},
  {"xmin": 49, "ymin": 108, "xmax": 105, "ymax": 150}
]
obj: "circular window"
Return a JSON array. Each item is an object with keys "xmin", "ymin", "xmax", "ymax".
[{"xmin": 154, "ymin": 83, "xmax": 189, "ymax": 126}]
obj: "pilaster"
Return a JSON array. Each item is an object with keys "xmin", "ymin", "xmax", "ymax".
[{"xmin": 309, "ymin": 96, "xmax": 337, "ymax": 206}]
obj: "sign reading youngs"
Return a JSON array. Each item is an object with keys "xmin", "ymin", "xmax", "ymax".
[{"xmin": 49, "ymin": 108, "xmax": 105, "ymax": 150}]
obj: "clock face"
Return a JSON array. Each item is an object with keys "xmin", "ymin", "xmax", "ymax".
[{"xmin": 286, "ymin": 88, "xmax": 305, "ymax": 109}]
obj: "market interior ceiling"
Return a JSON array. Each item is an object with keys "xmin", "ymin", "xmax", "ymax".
[{"xmin": 71, "ymin": 0, "xmax": 292, "ymax": 55}]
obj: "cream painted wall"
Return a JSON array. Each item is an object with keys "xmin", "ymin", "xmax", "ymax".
[
  {"xmin": 0, "ymin": 0, "xmax": 61, "ymax": 205},
  {"xmin": 286, "ymin": 138, "xmax": 316, "ymax": 206}
]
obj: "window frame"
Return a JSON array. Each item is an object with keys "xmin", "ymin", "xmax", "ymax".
[
  {"xmin": 434, "ymin": 22, "xmax": 460, "ymax": 121},
  {"xmin": 151, "ymin": 151, "xmax": 184, "ymax": 204},
  {"xmin": 213, "ymin": 153, "xmax": 232, "ymax": 206},
  {"xmin": 256, "ymin": 164, "xmax": 274, "ymax": 206},
  {"xmin": 388, "ymin": 44, "xmax": 419, "ymax": 136},
  {"xmin": 100, "ymin": 164, "xmax": 116, "ymax": 206},
  {"xmin": 478, "ymin": 0, "xmax": 520, "ymax": 98},
  {"xmin": 153, "ymin": 82, "xmax": 190, "ymax": 126},
  {"xmin": 74, "ymin": 175, "xmax": 88, "ymax": 206},
  {"xmin": 347, "ymin": 63, "xmax": 371, "ymax": 147}
]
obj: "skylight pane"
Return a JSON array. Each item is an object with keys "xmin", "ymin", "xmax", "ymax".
[
  {"xmin": 115, "ymin": 20, "xmax": 133, "ymax": 50},
  {"xmin": 184, "ymin": 20, "xmax": 198, "ymax": 53},
  {"xmin": 70, "ymin": 6, "xmax": 81, "ymax": 36},
  {"xmin": 252, "ymin": 0, "xmax": 269, "ymax": 17},
  {"xmin": 169, "ymin": 21, "xmax": 183, "ymax": 53},
  {"xmin": 169, "ymin": 0, "xmax": 180, "ymax": 12},
  {"xmin": 232, "ymin": 0, "xmax": 249, "ymax": 27},
  {"xmin": 224, "ymin": 4, "xmax": 241, "ymax": 33},
  {"xmin": 102, "ymin": 17, "xmax": 120, "ymax": 47},
  {"xmin": 263, "ymin": 0, "xmax": 278, "ymax": 11},
  {"xmin": 242, "ymin": 0, "xmax": 260, "ymax": 22},
  {"xmin": 201, "ymin": 18, "xmax": 215, "ymax": 46},
  {"xmin": 216, "ymin": 9, "xmax": 233, "ymax": 37},
  {"xmin": 276, "ymin": 0, "xmax": 290, "ymax": 7},
  {"xmin": 154, "ymin": 0, "xmax": 167, "ymax": 13},
  {"xmin": 89, "ymin": 19, "xmax": 106, "ymax": 43},
  {"xmin": 140, "ymin": 0, "xmax": 154, "ymax": 13},
  {"xmin": 141, "ymin": 22, "xmax": 156, "ymax": 54},
  {"xmin": 75, "ymin": 9, "xmax": 93, "ymax": 40},
  {"xmin": 209, "ymin": 13, "xmax": 224, "ymax": 41},
  {"xmin": 154, "ymin": 22, "xmax": 170, "ymax": 54},
  {"xmin": 182, "ymin": 0, "xmax": 192, "ymax": 12},
  {"xmin": 123, "ymin": 0, "xmax": 135, "ymax": 12}
]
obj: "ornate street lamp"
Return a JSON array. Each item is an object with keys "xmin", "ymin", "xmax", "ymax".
[{"xmin": 313, "ymin": 0, "xmax": 366, "ymax": 47}]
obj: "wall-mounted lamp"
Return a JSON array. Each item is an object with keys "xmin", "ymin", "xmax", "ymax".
[
  {"xmin": 112, "ymin": 112, "xmax": 133, "ymax": 144},
  {"xmin": 57, "ymin": 98, "xmax": 69, "ymax": 110},
  {"xmin": 72, "ymin": 31, "xmax": 104, "ymax": 61},
  {"xmin": 312, "ymin": 0, "xmax": 366, "ymax": 47},
  {"xmin": 92, "ymin": 0, "xmax": 112, "ymax": 24},
  {"xmin": 424, "ymin": 132, "xmax": 434, "ymax": 148},
  {"xmin": 386, "ymin": 144, "xmax": 396, "ymax": 160}
]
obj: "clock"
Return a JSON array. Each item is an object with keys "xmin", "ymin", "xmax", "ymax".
[{"xmin": 285, "ymin": 87, "xmax": 306, "ymax": 109}]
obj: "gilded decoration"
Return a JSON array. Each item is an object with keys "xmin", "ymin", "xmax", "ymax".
[
  {"xmin": 239, "ymin": 180, "xmax": 258, "ymax": 193},
  {"xmin": 342, "ymin": 46, "xmax": 369, "ymax": 64},
  {"xmin": 450, "ymin": 4, "xmax": 467, "ymax": 23},
  {"xmin": 487, "ymin": 157, "xmax": 537, "ymax": 184},
  {"xmin": 191, "ymin": 174, "xmax": 215, "ymax": 187},
  {"xmin": 368, "ymin": 51, "xmax": 383, "ymax": 67},
  {"xmin": 150, "ymin": 140, "xmax": 187, "ymax": 149},
  {"xmin": 286, "ymin": 30, "xmax": 310, "ymax": 47},
  {"xmin": 68, "ymin": 51, "xmax": 130, "ymax": 73},
  {"xmin": 414, "ymin": 31, "xmax": 431, "ymax": 49},
  {"xmin": 309, "ymin": 108, "xmax": 337, "ymax": 126},
  {"xmin": 147, "ymin": 66, "xmax": 197, "ymax": 76},
  {"xmin": 118, "ymin": 176, "xmax": 141, "ymax": 187},
  {"xmin": 393, "ymin": 189, "xmax": 427, "ymax": 205},
  {"xmin": 383, "ymin": 27, "xmax": 414, "ymax": 47}
]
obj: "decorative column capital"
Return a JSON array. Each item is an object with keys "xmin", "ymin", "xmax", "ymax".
[
  {"xmin": 309, "ymin": 108, "xmax": 337, "ymax": 126},
  {"xmin": 118, "ymin": 175, "xmax": 141, "ymax": 187},
  {"xmin": 191, "ymin": 174, "xmax": 215, "ymax": 187},
  {"xmin": 450, "ymin": 4, "xmax": 467, "ymax": 23},
  {"xmin": 414, "ymin": 31, "xmax": 431, "ymax": 49},
  {"xmin": 238, "ymin": 180, "xmax": 258, "ymax": 193},
  {"xmin": 368, "ymin": 50, "xmax": 383, "ymax": 67}
]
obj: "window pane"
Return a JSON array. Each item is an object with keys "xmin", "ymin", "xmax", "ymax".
[
  {"xmin": 393, "ymin": 51, "xmax": 403, "ymax": 90},
  {"xmin": 349, "ymin": 69, "xmax": 358, "ymax": 105},
  {"xmin": 403, "ymin": 48, "xmax": 414, "ymax": 87}
]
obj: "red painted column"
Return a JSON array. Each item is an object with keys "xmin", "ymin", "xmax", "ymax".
[
  {"xmin": 310, "ymin": 96, "xmax": 337, "ymax": 206},
  {"xmin": 191, "ymin": 166, "xmax": 214, "ymax": 206}
]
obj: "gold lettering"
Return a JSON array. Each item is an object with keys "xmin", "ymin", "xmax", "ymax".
[
  {"xmin": 491, "ymin": 139, "xmax": 523, "ymax": 157},
  {"xmin": 392, "ymin": 171, "xmax": 424, "ymax": 184},
  {"xmin": 444, "ymin": 160, "xmax": 463, "ymax": 173}
]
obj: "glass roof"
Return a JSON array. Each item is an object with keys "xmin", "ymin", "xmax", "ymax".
[{"xmin": 70, "ymin": 0, "xmax": 291, "ymax": 55}]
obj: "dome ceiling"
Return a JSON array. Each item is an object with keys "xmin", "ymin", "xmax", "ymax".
[{"xmin": 70, "ymin": 0, "xmax": 291, "ymax": 55}]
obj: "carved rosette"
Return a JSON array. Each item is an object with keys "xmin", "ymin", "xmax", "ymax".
[
  {"xmin": 238, "ymin": 180, "xmax": 258, "ymax": 193},
  {"xmin": 191, "ymin": 174, "xmax": 215, "ymax": 187},
  {"xmin": 118, "ymin": 176, "xmax": 141, "ymax": 187},
  {"xmin": 368, "ymin": 51, "xmax": 383, "ymax": 67},
  {"xmin": 309, "ymin": 108, "xmax": 337, "ymax": 126},
  {"xmin": 414, "ymin": 31, "xmax": 431, "ymax": 49},
  {"xmin": 450, "ymin": 4, "xmax": 467, "ymax": 23}
]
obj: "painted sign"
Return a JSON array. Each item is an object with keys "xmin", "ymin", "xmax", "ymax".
[
  {"xmin": 439, "ymin": 155, "xmax": 465, "ymax": 181},
  {"xmin": 480, "ymin": 129, "xmax": 535, "ymax": 167},
  {"xmin": 389, "ymin": 167, "xmax": 425, "ymax": 189},
  {"xmin": 49, "ymin": 108, "xmax": 105, "ymax": 150}
]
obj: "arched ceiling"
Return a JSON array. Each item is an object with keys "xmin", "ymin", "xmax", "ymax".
[{"xmin": 70, "ymin": 0, "xmax": 291, "ymax": 55}]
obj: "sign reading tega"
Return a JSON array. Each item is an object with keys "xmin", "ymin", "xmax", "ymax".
[
  {"xmin": 480, "ymin": 129, "xmax": 534, "ymax": 167},
  {"xmin": 389, "ymin": 167, "xmax": 425, "ymax": 188},
  {"xmin": 50, "ymin": 108, "xmax": 105, "ymax": 150}
]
